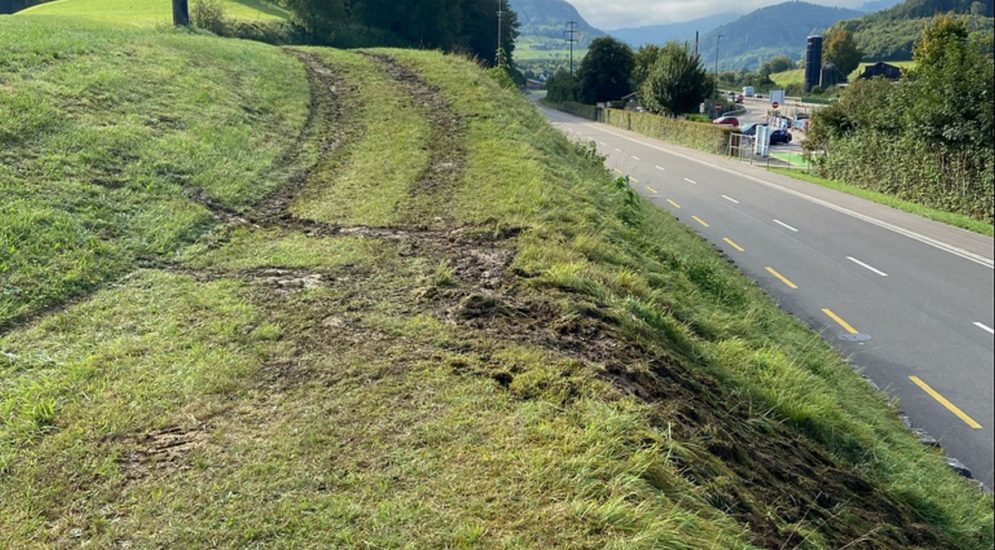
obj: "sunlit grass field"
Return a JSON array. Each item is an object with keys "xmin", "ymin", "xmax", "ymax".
[{"xmin": 17, "ymin": 0, "xmax": 289, "ymax": 24}]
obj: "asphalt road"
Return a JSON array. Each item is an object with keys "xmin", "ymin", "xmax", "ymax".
[{"xmin": 539, "ymin": 105, "xmax": 995, "ymax": 488}]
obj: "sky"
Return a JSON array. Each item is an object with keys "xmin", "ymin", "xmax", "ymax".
[{"xmin": 566, "ymin": 0, "xmax": 870, "ymax": 29}]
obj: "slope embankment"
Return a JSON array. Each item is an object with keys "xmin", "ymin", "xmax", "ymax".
[{"xmin": 1, "ymin": 16, "xmax": 992, "ymax": 548}]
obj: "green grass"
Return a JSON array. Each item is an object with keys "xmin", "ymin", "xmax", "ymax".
[
  {"xmin": 771, "ymin": 168, "xmax": 994, "ymax": 236},
  {"xmin": 0, "ymin": 16, "xmax": 309, "ymax": 328},
  {"xmin": 769, "ymin": 61, "xmax": 918, "ymax": 88},
  {"xmin": 1, "ymin": 13, "xmax": 992, "ymax": 549},
  {"xmin": 18, "ymin": 0, "xmax": 289, "ymax": 24},
  {"xmin": 769, "ymin": 67, "xmax": 804, "ymax": 87}
]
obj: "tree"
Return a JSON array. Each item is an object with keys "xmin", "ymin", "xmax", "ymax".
[
  {"xmin": 632, "ymin": 45, "xmax": 661, "ymax": 90},
  {"xmin": 907, "ymin": 15, "xmax": 993, "ymax": 148},
  {"xmin": 824, "ymin": 27, "xmax": 863, "ymax": 79},
  {"xmin": 284, "ymin": 0, "xmax": 519, "ymax": 65},
  {"xmin": 545, "ymin": 69, "xmax": 578, "ymax": 103},
  {"xmin": 759, "ymin": 55, "xmax": 796, "ymax": 78},
  {"xmin": 577, "ymin": 37, "xmax": 635, "ymax": 104},
  {"xmin": 640, "ymin": 42, "xmax": 715, "ymax": 116}
]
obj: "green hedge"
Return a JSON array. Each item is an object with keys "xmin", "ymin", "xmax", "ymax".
[
  {"xmin": 818, "ymin": 132, "xmax": 995, "ymax": 223},
  {"xmin": 545, "ymin": 100, "xmax": 598, "ymax": 121},
  {"xmin": 544, "ymin": 102, "xmax": 733, "ymax": 155},
  {"xmin": 601, "ymin": 109, "xmax": 733, "ymax": 154}
]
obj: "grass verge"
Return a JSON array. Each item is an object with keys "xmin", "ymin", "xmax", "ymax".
[{"xmin": 770, "ymin": 167, "xmax": 995, "ymax": 237}]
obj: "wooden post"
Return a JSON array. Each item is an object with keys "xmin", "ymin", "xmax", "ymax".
[{"xmin": 173, "ymin": 0, "xmax": 189, "ymax": 26}]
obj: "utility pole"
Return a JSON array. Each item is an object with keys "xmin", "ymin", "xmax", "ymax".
[
  {"xmin": 694, "ymin": 31, "xmax": 699, "ymax": 57},
  {"xmin": 497, "ymin": 0, "xmax": 503, "ymax": 65},
  {"xmin": 714, "ymin": 34, "xmax": 723, "ymax": 75},
  {"xmin": 172, "ymin": 0, "xmax": 189, "ymax": 26},
  {"xmin": 565, "ymin": 21, "xmax": 579, "ymax": 75}
]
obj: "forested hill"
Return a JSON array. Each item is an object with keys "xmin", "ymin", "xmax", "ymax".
[
  {"xmin": 839, "ymin": 0, "xmax": 995, "ymax": 59},
  {"xmin": 698, "ymin": 1, "xmax": 863, "ymax": 70},
  {"xmin": 609, "ymin": 12, "xmax": 739, "ymax": 49},
  {"xmin": 509, "ymin": 0, "xmax": 604, "ymax": 46}
]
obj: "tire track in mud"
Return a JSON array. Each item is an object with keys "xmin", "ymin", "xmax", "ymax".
[{"xmin": 362, "ymin": 53, "xmax": 468, "ymax": 226}]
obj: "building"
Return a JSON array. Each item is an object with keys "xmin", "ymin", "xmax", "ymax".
[
  {"xmin": 857, "ymin": 62, "xmax": 903, "ymax": 81},
  {"xmin": 820, "ymin": 62, "xmax": 847, "ymax": 88}
]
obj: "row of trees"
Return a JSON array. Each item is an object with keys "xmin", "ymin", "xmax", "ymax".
[
  {"xmin": 546, "ymin": 37, "xmax": 714, "ymax": 117},
  {"xmin": 808, "ymin": 15, "xmax": 994, "ymax": 221},
  {"xmin": 279, "ymin": 0, "xmax": 519, "ymax": 65}
]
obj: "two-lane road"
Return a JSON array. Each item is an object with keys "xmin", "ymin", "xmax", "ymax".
[{"xmin": 540, "ymin": 105, "xmax": 995, "ymax": 487}]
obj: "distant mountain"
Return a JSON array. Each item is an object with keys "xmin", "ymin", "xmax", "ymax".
[
  {"xmin": 609, "ymin": 13, "xmax": 740, "ymax": 49},
  {"xmin": 697, "ymin": 1, "xmax": 864, "ymax": 71},
  {"xmin": 509, "ymin": 0, "xmax": 605, "ymax": 47},
  {"xmin": 839, "ymin": 0, "xmax": 995, "ymax": 60}
]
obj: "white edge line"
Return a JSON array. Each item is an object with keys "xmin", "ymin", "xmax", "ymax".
[
  {"xmin": 973, "ymin": 322, "xmax": 995, "ymax": 335},
  {"xmin": 773, "ymin": 219, "xmax": 799, "ymax": 232},
  {"xmin": 585, "ymin": 123, "xmax": 995, "ymax": 270},
  {"xmin": 847, "ymin": 256, "xmax": 889, "ymax": 277},
  {"xmin": 722, "ymin": 195, "xmax": 740, "ymax": 204}
]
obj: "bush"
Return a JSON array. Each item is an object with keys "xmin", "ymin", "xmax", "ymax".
[
  {"xmin": 808, "ymin": 16, "xmax": 995, "ymax": 224},
  {"xmin": 545, "ymin": 69, "xmax": 578, "ymax": 103},
  {"xmin": 192, "ymin": 0, "xmax": 227, "ymax": 35}
]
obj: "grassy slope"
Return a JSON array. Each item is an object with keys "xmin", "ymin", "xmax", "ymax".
[
  {"xmin": 0, "ymin": 16, "xmax": 308, "ymax": 328},
  {"xmin": 18, "ymin": 0, "xmax": 289, "ymax": 23},
  {"xmin": 1, "ymin": 15, "xmax": 993, "ymax": 550}
]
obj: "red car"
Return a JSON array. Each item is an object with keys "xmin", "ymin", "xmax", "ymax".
[{"xmin": 713, "ymin": 116, "xmax": 740, "ymax": 126}]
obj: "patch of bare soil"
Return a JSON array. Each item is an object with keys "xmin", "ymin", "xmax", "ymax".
[{"xmin": 117, "ymin": 425, "xmax": 210, "ymax": 480}]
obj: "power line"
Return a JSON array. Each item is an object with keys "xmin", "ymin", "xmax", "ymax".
[{"xmin": 565, "ymin": 21, "xmax": 579, "ymax": 75}]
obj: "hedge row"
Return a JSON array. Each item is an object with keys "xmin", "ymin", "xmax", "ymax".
[
  {"xmin": 545, "ymin": 102, "xmax": 734, "ymax": 155},
  {"xmin": 547, "ymin": 101, "xmax": 599, "ymax": 121},
  {"xmin": 600, "ymin": 109, "xmax": 733, "ymax": 155},
  {"xmin": 819, "ymin": 132, "xmax": 995, "ymax": 224}
]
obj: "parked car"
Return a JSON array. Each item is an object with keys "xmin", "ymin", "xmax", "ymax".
[
  {"xmin": 770, "ymin": 129, "xmax": 793, "ymax": 145},
  {"xmin": 740, "ymin": 122, "xmax": 765, "ymax": 136},
  {"xmin": 713, "ymin": 116, "xmax": 740, "ymax": 126}
]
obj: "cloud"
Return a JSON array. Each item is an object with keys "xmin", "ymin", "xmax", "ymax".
[{"xmin": 565, "ymin": 0, "xmax": 868, "ymax": 29}]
